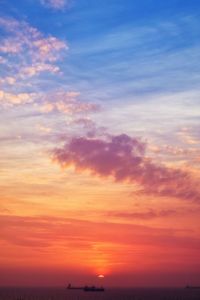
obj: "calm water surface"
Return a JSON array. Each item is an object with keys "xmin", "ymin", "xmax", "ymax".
[{"xmin": 0, "ymin": 287, "xmax": 200, "ymax": 300}]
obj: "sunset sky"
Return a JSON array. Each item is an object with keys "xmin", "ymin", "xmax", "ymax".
[{"xmin": 0, "ymin": 0, "xmax": 200, "ymax": 287}]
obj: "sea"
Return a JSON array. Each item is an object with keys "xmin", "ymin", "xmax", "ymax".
[{"xmin": 0, "ymin": 287, "xmax": 200, "ymax": 300}]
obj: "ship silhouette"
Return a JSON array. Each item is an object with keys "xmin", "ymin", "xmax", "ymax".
[
  {"xmin": 185, "ymin": 285, "xmax": 200, "ymax": 289},
  {"xmin": 67, "ymin": 283, "xmax": 105, "ymax": 292}
]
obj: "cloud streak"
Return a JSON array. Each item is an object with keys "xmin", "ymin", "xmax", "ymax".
[
  {"xmin": 53, "ymin": 134, "xmax": 200, "ymax": 202},
  {"xmin": 1, "ymin": 214, "xmax": 199, "ymax": 250},
  {"xmin": 40, "ymin": 0, "xmax": 69, "ymax": 10},
  {"xmin": 39, "ymin": 90, "xmax": 100, "ymax": 114},
  {"xmin": 106, "ymin": 209, "xmax": 177, "ymax": 220},
  {"xmin": 0, "ymin": 90, "xmax": 35, "ymax": 106}
]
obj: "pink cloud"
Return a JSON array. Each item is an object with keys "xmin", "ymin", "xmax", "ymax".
[
  {"xmin": 21, "ymin": 63, "xmax": 60, "ymax": 77},
  {"xmin": 0, "ymin": 17, "xmax": 68, "ymax": 107},
  {"xmin": 32, "ymin": 36, "xmax": 67, "ymax": 63},
  {"xmin": 0, "ymin": 17, "xmax": 20, "ymax": 32},
  {"xmin": 0, "ymin": 17, "xmax": 68, "ymax": 86},
  {"xmin": 72, "ymin": 118, "xmax": 107, "ymax": 138},
  {"xmin": 73, "ymin": 118, "xmax": 96, "ymax": 127},
  {"xmin": 40, "ymin": 91, "xmax": 100, "ymax": 114},
  {"xmin": 40, "ymin": 0, "xmax": 69, "ymax": 10},
  {"xmin": 0, "ymin": 90, "xmax": 35, "ymax": 106},
  {"xmin": 53, "ymin": 134, "xmax": 200, "ymax": 202},
  {"xmin": 0, "ymin": 77, "xmax": 16, "ymax": 85},
  {"xmin": 0, "ymin": 17, "xmax": 67, "ymax": 59},
  {"xmin": 177, "ymin": 128, "xmax": 199, "ymax": 145},
  {"xmin": 0, "ymin": 39, "xmax": 22, "ymax": 54},
  {"xmin": 0, "ymin": 56, "xmax": 7, "ymax": 64}
]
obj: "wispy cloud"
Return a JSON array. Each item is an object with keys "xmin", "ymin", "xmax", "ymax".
[
  {"xmin": 0, "ymin": 17, "xmax": 67, "ymax": 59},
  {"xmin": 106, "ymin": 209, "xmax": 177, "ymax": 220},
  {"xmin": 53, "ymin": 134, "xmax": 200, "ymax": 202},
  {"xmin": 39, "ymin": 90, "xmax": 100, "ymax": 114},
  {"xmin": 40, "ymin": 0, "xmax": 70, "ymax": 10},
  {"xmin": 21, "ymin": 63, "xmax": 60, "ymax": 78},
  {"xmin": 0, "ymin": 17, "xmax": 68, "ymax": 105},
  {"xmin": 0, "ymin": 90, "xmax": 35, "ymax": 106},
  {"xmin": 0, "ymin": 17, "xmax": 68, "ymax": 111},
  {"xmin": 0, "ymin": 56, "xmax": 7, "ymax": 64},
  {"xmin": 0, "ymin": 213, "xmax": 198, "ymax": 249}
]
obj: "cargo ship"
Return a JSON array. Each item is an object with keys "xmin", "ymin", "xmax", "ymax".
[
  {"xmin": 67, "ymin": 283, "xmax": 104, "ymax": 292},
  {"xmin": 185, "ymin": 285, "xmax": 200, "ymax": 289}
]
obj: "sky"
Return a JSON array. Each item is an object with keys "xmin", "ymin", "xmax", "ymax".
[{"xmin": 0, "ymin": 0, "xmax": 200, "ymax": 287}]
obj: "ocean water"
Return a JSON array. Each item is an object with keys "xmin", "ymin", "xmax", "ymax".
[{"xmin": 0, "ymin": 287, "xmax": 200, "ymax": 300}]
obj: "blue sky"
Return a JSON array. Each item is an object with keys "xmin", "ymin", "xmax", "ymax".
[
  {"xmin": 2, "ymin": 0, "xmax": 200, "ymax": 98},
  {"xmin": 1, "ymin": 0, "xmax": 200, "ymax": 156}
]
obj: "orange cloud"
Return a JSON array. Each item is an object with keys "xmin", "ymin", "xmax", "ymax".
[{"xmin": 1, "ymin": 214, "xmax": 199, "ymax": 265}]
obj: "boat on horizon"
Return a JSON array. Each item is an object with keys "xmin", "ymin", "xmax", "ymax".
[
  {"xmin": 67, "ymin": 283, "xmax": 105, "ymax": 292},
  {"xmin": 185, "ymin": 285, "xmax": 200, "ymax": 289}
]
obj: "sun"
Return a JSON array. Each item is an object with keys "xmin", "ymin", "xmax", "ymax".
[{"xmin": 98, "ymin": 274, "xmax": 104, "ymax": 278}]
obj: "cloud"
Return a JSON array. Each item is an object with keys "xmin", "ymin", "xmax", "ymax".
[
  {"xmin": 40, "ymin": 91, "xmax": 100, "ymax": 114},
  {"xmin": 53, "ymin": 134, "xmax": 200, "ymax": 202},
  {"xmin": 106, "ymin": 209, "xmax": 177, "ymax": 220},
  {"xmin": 20, "ymin": 63, "xmax": 60, "ymax": 77},
  {"xmin": 1, "ymin": 213, "xmax": 200, "ymax": 285},
  {"xmin": 0, "ymin": 17, "xmax": 68, "ymax": 107},
  {"xmin": 72, "ymin": 118, "xmax": 107, "ymax": 138},
  {"xmin": 32, "ymin": 36, "xmax": 67, "ymax": 63},
  {"xmin": 36, "ymin": 124, "xmax": 52, "ymax": 134},
  {"xmin": 0, "ymin": 56, "xmax": 7, "ymax": 64},
  {"xmin": 72, "ymin": 118, "xmax": 96, "ymax": 128},
  {"xmin": 0, "ymin": 90, "xmax": 35, "ymax": 106},
  {"xmin": 1, "ymin": 214, "xmax": 200, "ymax": 252},
  {"xmin": 0, "ymin": 39, "xmax": 22, "ymax": 54},
  {"xmin": 40, "ymin": 0, "xmax": 69, "ymax": 10},
  {"xmin": 0, "ymin": 77, "xmax": 16, "ymax": 85},
  {"xmin": 177, "ymin": 127, "xmax": 200, "ymax": 145},
  {"xmin": 0, "ymin": 17, "xmax": 67, "ymax": 59},
  {"xmin": 0, "ymin": 17, "xmax": 68, "ymax": 93}
]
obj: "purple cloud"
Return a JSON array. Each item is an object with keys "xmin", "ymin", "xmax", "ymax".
[{"xmin": 53, "ymin": 134, "xmax": 200, "ymax": 202}]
